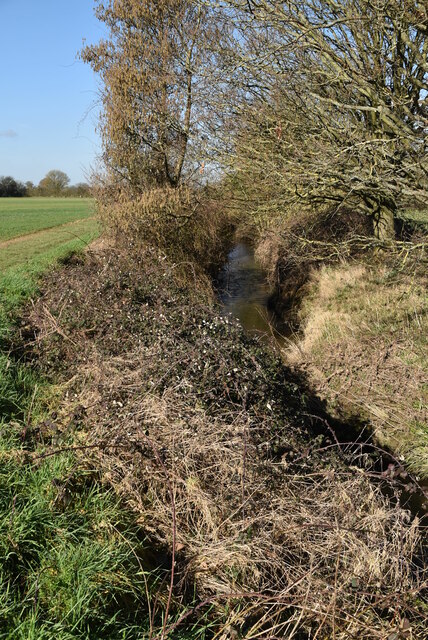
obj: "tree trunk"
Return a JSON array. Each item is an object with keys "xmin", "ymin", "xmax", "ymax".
[{"xmin": 372, "ymin": 205, "xmax": 395, "ymax": 241}]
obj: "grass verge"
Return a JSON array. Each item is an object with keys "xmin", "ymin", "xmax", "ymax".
[
  {"xmin": 0, "ymin": 425, "xmax": 154, "ymax": 639},
  {"xmin": 0, "ymin": 232, "xmax": 173, "ymax": 638},
  {"xmin": 0, "ymin": 218, "xmax": 98, "ymax": 272}
]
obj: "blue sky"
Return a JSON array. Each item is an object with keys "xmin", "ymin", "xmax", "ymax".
[{"xmin": 0, "ymin": 0, "xmax": 106, "ymax": 185}]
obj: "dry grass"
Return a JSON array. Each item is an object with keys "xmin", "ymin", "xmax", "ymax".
[
  {"xmin": 22, "ymin": 244, "xmax": 428, "ymax": 639},
  {"xmin": 285, "ymin": 258, "xmax": 428, "ymax": 480},
  {"xmin": 82, "ymin": 386, "xmax": 425, "ymax": 638},
  {"xmin": 95, "ymin": 185, "xmax": 232, "ymax": 273}
]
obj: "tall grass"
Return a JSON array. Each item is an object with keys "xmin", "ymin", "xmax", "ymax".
[{"xmin": 0, "ymin": 422, "xmax": 155, "ymax": 638}]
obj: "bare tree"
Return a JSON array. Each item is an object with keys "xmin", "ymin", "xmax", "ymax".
[
  {"xmin": 38, "ymin": 170, "xmax": 70, "ymax": 196},
  {"xmin": 219, "ymin": 0, "xmax": 428, "ymax": 239}
]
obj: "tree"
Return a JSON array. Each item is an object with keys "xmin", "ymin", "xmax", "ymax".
[
  {"xmin": 221, "ymin": 1, "xmax": 428, "ymax": 239},
  {"xmin": 0, "ymin": 176, "xmax": 27, "ymax": 197},
  {"xmin": 25, "ymin": 181, "xmax": 35, "ymax": 195},
  {"xmin": 67, "ymin": 182, "xmax": 91, "ymax": 197},
  {"xmin": 81, "ymin": 0, "xmax": 220, "ymax": 193},
  {"xmin": 38, "ymin": 170, "xmax": 70, "ymax": 196}
]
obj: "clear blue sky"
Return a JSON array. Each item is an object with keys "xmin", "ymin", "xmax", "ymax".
[{"xmin": 0, "ymin": 0, "xmax": 106, "ymax": 185}]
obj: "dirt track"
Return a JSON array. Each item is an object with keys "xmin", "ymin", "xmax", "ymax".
[{"xmin": 0, "ymin": 217, "xmax": 95, "ymax": 250}]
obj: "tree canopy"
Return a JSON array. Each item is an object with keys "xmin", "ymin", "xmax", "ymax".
[
  {"xmin": 38, "ymin": 170, "xmax": 70, "ymax": 196},
  {"xmin": 221, "ymin": 0, "xmax": 428, "ymax": 238},
  {"xmin": 80, "ymin": 0, "xmax": 222, "ymax": 193},
  {"xmin": 84, "ymin": 0, "xmax": 428, "ymax": 239},
  {"xmin": 0, "ymin": 176, "xmax": 27, "ymax": 197}
]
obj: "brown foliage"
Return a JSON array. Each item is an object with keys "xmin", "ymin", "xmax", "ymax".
[
  {"xmin": 81, "ymin": 0, "xmax": 219, "ymax": 192},
  {"xmin": 93, "ymin": 184, "xmax": 233, "ymax": 270}
]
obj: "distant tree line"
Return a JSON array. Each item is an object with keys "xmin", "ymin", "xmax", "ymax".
[
  {"xmin": 0, "ymin": 176, "xmax": 27, "ymax": 197},
  {"xmin": 0, "ymin": 170, "xmax": 91, "ymax": 197}
]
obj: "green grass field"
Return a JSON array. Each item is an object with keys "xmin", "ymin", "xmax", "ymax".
[
  {"xmin": 0, "ymin": 196, "xmax": 98, "ymax": 273},
  {"xmin": 0, "ymin": 197, "xmax": 94, "ymax": 241},
  {"xmin": 0, "ymin": 218, "xmax": 98, "ymax": 272},
  {"xmin": 0, "ymin": 198, "xmax": 99, "ymax": 344}
]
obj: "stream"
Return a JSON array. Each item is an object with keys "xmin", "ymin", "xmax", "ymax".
[
  {"xmin": 217, "ymin": 242, "xmax": 428, "ymax": 520},
  {"xmin": 217, "ymin": 243, "xmax": 293, "ymax": 349}
]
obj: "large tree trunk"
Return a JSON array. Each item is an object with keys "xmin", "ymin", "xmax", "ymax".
[{"xmin": 372, "ymin": 205, "xmax": 395, "ymax": 241}]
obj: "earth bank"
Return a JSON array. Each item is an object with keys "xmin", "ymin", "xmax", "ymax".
[{"xmin": 251, "ymin": 209, "xmax": 428, "ymax": 482}]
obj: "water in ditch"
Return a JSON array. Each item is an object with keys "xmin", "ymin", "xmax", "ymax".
[
  {"xmin": 216, "ymin": 243, "xmax": 294, "ymax": 349},
  {"xmin": 217, "ymin": 242, "xmax": 428, "ymax": 520}
]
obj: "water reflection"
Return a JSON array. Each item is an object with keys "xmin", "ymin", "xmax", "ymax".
[{"xmin": 217, "ymin": 243, "xmax": 291, "ymax": 348}]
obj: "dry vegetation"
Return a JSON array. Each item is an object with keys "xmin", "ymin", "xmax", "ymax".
[
  {"xmin": 94, "ymin": 185, "xmax": 233, "ymax": 270},
  {"xmin": 253, "ymin": 208, "xmax": 373, "ymax": 315},
  {"xmin": 258, "ymin": 207, "xmax": 428, "ymax": 482},
  {"xmin": 285, "ymin": 253, "xmax": 428, "ymax": 481},
  {"xmin": 3, "ymin": 1, "xmax": 428, "ymax": 636},
  {"xmin": 16, "ymin": 242, "xmax": 427, "ymax": 638}
]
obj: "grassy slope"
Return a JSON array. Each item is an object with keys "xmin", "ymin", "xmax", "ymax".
[
  {"xmin": 0, "ymin": 198, "xmax": 94, "ymax": 241},
  {"xmin": 286, "ymin": 259, "xmax": 428, "ymax": 478},
  {"xmin": 17, "ymin": 243, "xmax": 426, "ymax": 639},
  {"xmin": 0, "ymin": 432, "xmax": 150, "ymax": 639}
]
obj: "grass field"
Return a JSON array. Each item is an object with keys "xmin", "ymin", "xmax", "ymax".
[
  {"xmin": 0, "ymin": 197, "xmax": 94, "ymax": 241},
  {"xmin": 0, "ymin": 196, "xmax": 98, "ymax": 273},
  {"xmin": 0, "ymin": 218, "xmax": 98, "ymax": 272},
  {"xmin": 0, "ymin": 198, "xmax": 99, "ymax": 340}
]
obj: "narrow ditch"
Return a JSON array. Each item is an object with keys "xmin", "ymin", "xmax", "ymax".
[
  {"xmin": 216, "ymin": 242, "xmax": 428, "ymax": 521},
  {"xmin": 216, "ymin": 242, "xmax": 295, "ymax": 348}
]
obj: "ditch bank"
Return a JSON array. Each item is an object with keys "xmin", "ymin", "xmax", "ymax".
[
  {"xmin": 216, "ymin": 241, "xmax": 428, "ymax": 517},
  {"xmin": 243, "ymin": 210, "xmax": 428, "ymax": 488},
  {"xmin": 10, "ymin": 240, "xmax": 428, "ymax": 638}
]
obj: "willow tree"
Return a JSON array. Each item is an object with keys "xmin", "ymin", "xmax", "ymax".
[
  {"xmin": 81, "ymin": 0, "xmax": 217, "ymax": 193},
  {"xmin": 222, "ymin": 0, "xmax": 428, "ymax": 239}
]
